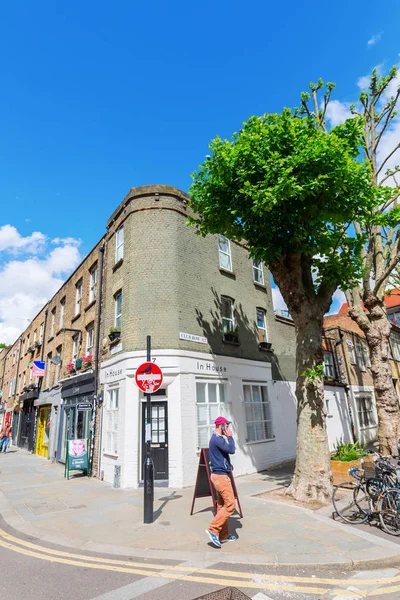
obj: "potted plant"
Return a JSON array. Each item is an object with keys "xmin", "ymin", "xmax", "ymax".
[
  {"xmin": 223, "ymin": 329, "xmax": 239, "ymax": 343},
  {"xmin": 259, "ymin": 341, "xmax": 272, "ymax": 351},
  {"xmin": 66, "ymin": 362, "xmax": 76, "ymax": 374},
  {"xmin": 109, "ymin": 327, "xmax": 121, "ymax": 342},
  {"xmin": 331, "ymin": 440, "xmax": 373, "ymax": 485}
]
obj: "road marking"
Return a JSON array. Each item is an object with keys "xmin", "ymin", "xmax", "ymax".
[
  {"xmin": 89, "ymin": 577, "xmax": 169, "ymax": 600},
  {"xmin": 0, "ymin": 537, "xmax": 331, "ymax": 595},
  {"xmin": 2, "ymin": 529, "xmax": 400, "ymax": 588}
]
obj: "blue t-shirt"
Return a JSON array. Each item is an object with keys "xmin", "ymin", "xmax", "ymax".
[{"xmin": 209, "ymin": 432, "xmax": 235, "ymax": 474}]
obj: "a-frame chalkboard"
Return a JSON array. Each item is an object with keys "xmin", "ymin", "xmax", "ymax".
[{"xmin": 190, "ymin": 448, "xmax": 243, "ymax": 517}]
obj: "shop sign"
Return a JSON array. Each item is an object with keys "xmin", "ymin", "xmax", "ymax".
[
  {"xmin": 64, "ymin": 439, "xmax": 89, "ymax": 479},
  {"xmin": 101, "ymin": 365, "xmax": 124, "ymax": 384},
  {"xmin": 179, "ymin": 332, "xmax": 208, "ymax": 344},
  {"xmin": 77, "ymin": 403, "xmax": 92, "ymax": 411},
  {"xmin": 196, "ymin": 361, "xmax": 227, "ymax": 373}
]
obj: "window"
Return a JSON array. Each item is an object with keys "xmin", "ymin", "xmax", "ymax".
[
  {"xmin": 75, "ymin": 281, "xmax": 82, "ymax": 315},
  {"xmin": 256, "ymin": 308, "xmax": 267, "ymax": 343},
  {"xmin": 89, "ymin": 264, "xmax": 98, "ymax": 302},
  {"xmin": 55, "ymin": 346, "xmax": 62, "ymax": 382},
  {"xmin": 355, "ymin": 342, "xmax": 366, "ymax": 371},
  {"xmin": 221, "ymin": 296, "xmax": 234, "ymax": 334},
  {"xmin": 29, "ymin": 366, "xmax": 33, "ymax": 384},
  {"xmin": 252, "ymin": 259, "xmax": 264, "ymax": 285},
  {"xmin": 59, "ymin": 298, "xmax": 65, "ymax": 329},
  {"xmin": 10, "ymin": 376, "xmax": 16, "ymax": 397},
  {"xmin": 114, "ymin": 291, "xmax": 122, "ymax": 330},
  {"xmin": 72, "ymin": 334, "xmax": 79, "ymax": 359},
  {"xmin": 33, "ymin": 329, "xmax": 37, "ymax": 344},
  {"xmin": 196, "ymin": 382, "xmax": 226, "ymax": 448},
  {"xmin": 218, "ymin": 235, "xmax": 232, "ymax": 271},
  {"xmin": 391, "ymin": 337, "xmax": 400, "ymax": 362},
  {"xmin": 243, "ymin": 384, "xmax": 273, "ymax": 442},
  {"xmin": 105, "ymin": 388, "xmax": 119, "ymax": 455},
  {"xmin": 356, "ymin": 394, "xmax": 376, "ymax": 428},
  {"xmin": 12, "ymin": 351, "xmax": 16, "ymax": 365},
  {"xmin": 115, "ymin": 225, "xmax": 124, "ymax": 263},
  {"xmin": 25, "ymin": 334, "xmax": 30, "ymax": 353},
  {"xmin": 389, "ymin": 310, "xmax": 400, "ymax": 324},
  {"xmin": 362, "ymin": 344, "xmax": 371, "ymax": 368},
  {"xmin": 323, "ymin": 352, "xmax": 336, "ymax": 379},
  {"xmin": 46, "ymin": 353, "xmax": 52, "ymax": 389},
  {"xmin": 50, "ymin": 308, "xmax": 56, "ymax": 337},
  {"xmin": 347, "ymin": 340, "xmax": 357, "ymax": 364},
  {"xmin": 39, "ymin": 322, "xmax": 44, "ymax": 343},
  {"xmin": 86, "ymin": 324, "xmax": 94, "ymax": 354}
]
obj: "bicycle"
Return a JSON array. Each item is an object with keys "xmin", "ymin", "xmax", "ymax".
[{"xmin": 332, "ymin": 460, "xmax": 400, "ymax": 535}]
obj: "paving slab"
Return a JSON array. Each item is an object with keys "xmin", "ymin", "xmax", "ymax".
[{"xmin": 1, "ymin": 450, "xmax": 400, "ymax": 568}]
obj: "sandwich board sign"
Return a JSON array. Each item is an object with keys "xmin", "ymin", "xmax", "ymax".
[{"xmin": 64, "ymin": 439, "xmax": 89, "ymax": 479}]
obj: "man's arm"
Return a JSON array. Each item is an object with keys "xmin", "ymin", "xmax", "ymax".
[{"xmin": 213, "ymin": 435, "xmax": 236, "ymax": 454}]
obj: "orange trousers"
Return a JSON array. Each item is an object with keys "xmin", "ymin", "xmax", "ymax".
[{"xmin": 208, "ymin": 473, "xmax": 235, "ymax": 540}]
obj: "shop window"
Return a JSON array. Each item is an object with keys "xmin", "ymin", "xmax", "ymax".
[
  {"xmin": 115, "ymin": 225, "xmax": 124, "ymax": 263},
  {"xmin": 105, "ymin": 388, "xmax": 119, "ymax": 455},
  {"xmin": 218, "ymin": 235, "xmax": 232, "ymax": 271},
  {"xmin": 196, "ymin": 382, "xmax": 226, "ymax": 449},
  {"xmin": 256, "ymin": 308, "xmax": 267, "ymax": 343},
  {"xmin": 243, "ymin": 383, "xmax": 273, "ymax": 443},
  {"xmin": 252, "ymin": 259, "xmax": 264, "ymax": 285},
  {"xmin": 356, "ymin": 394, "xmax": 376, "ymax": 428}
]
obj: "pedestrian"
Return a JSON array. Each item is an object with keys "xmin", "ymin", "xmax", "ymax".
[
  {"xmin": 205, "ymin": 416, "xmax": 237, "ymax": 548},
  {"xmin": 0, "ymin": 422, "xmax": 11, "ymax": 453}
]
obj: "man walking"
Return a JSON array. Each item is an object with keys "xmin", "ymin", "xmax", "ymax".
[
  {"xmin": 206, "ymin": 416, "xmax": 237, "ymax": 548},
  {"xmin": 0, "ymin": 422, "xmax": 12, "ymax": 453}
]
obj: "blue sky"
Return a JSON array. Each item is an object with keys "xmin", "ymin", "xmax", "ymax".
[{"xmin": 0, "ymin": 1, "xmax": 399, "ymax": 340}]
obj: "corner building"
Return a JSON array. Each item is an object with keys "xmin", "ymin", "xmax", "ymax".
[{"xmin": 99, "ymin": 185, "xmax": 298, "ymax": 489}]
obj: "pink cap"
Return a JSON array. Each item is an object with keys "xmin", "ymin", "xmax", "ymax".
[{"xmin": 215, "ymin": 416, "xmax": 231, "ymax": 426}]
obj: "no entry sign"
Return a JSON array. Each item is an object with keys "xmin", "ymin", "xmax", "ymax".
[{"xmin": 135, "ymin": 362, "xmax": 163, "ymax": 394}]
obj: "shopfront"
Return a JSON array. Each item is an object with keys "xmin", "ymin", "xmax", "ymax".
[
  {"xmin": 18, "ymin": 386, "xmax": 39, "ymax": 451},
  {"xmin": 58, "ymin": 373, "xmax": 94, "ymax": 464}
]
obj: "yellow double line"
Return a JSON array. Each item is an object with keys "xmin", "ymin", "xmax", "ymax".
[{"xmin": 0, "ymin": 528, "xmax": 399, "ymax": 597}]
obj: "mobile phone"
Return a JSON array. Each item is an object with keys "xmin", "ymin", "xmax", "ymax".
[{"xmin": 221, "ymin": 424, "xmax": 226, "ymax": 434}]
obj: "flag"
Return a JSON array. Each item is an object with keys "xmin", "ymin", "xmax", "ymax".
[{"xmin": 32, "ymin": 360, "xmax": 45, "ymax": 377}]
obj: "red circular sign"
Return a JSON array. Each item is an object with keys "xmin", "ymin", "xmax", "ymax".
[{"xmin": 135, "ymin": 362, "xmax": 163, "ymax": 394}]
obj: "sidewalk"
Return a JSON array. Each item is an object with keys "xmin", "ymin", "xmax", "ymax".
[{"xmin": 1, "ymin": 449, "xmax": 400, "ymax": 568}]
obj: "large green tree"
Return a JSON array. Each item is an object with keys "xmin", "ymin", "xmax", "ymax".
[
  {"xmin": 343, "ymin": 67, "xmax": 400, "ymax": 455},
  {"xmin": 189, "ymin": 83, "xmax": 380, "ymax": 502}
]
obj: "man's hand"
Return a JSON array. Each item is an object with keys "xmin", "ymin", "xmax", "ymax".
[{"xmin": 224, "ymin": 425, "xmax": 233, "ymax": 437}]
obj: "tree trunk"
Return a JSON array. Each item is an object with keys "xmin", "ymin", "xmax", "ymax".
[
  {"xmin": 287, "ymin": 315, "xmax": 332, "ymax": 502},
  {"xmin": 348, "ymin": 293, "xmax": 400, "ymax": 456},
  {"xmin": 271, "ymin": 255, "xmax": 333, "ymax": 503}
]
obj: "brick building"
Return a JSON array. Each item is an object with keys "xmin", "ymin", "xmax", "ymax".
[{"xmin": 323, "ymin": 311, "xmax": 400, "ymax": 446}]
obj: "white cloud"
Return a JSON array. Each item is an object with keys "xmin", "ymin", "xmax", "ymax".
[
  {"xmin": 327, "ymin": 288, "xmax": 346, "ymax": 315},
  {"xmin": 0, "ymin": 230, "xmax": 82, "ymax": 344},
  {"xmin": 357, "ymin": 75, "xmax": 370, "ymax": 89},
  {"xmin": 0, "ymin": 225, "xmax": 46, "ymax": 254},
  {"xmin": 325, "ymin": 100, "xmax": 352, "ymax": 127},
  {"xmin": 368, "ymin": 33, "xmax": 382, "ymax": 46},
  {"xmin": 52, "ymin": 237, "xmax": 81, "ymax": 247},
  {"xmin": 271, "ymin": 286, "xmax": 288, "ymax": 314}
]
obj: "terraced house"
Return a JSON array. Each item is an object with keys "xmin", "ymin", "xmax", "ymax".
[{"xmin": 1, "ymin": 183, "xmax": 365, "ymax": 490}]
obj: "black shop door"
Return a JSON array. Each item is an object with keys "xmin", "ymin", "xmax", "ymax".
[{"xmin": 141, "ymin": 401, "xmax": 168, "ymax": 480}]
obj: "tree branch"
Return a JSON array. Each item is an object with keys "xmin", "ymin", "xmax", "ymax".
[{"xmin": 377, "ymin": 143, "xmax": 400, "ymax": 176}]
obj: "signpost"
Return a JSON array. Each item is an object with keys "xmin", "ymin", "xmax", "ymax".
[
  {"xmin": 135, "ymin": 338, "xmax": 163, "ymax": 524},
  {"xmin": 64, "ymin": 439, "xmax": 90, "ymax": 480}
]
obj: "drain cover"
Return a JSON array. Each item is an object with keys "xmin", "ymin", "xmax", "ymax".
[{"xmin": 193, "ymin": 588, "xmax": 251, "ymax": 600}]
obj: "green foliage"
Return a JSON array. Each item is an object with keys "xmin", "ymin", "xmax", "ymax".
[
  {"xmin": 331, "ymin": 439, "xmax": 369, "ymax": 462},
  {"xmin": 301, "ymin": 364, "xmax": 325, "ymax": 381},
  {"xmin": 0, "ymin": 343, "xmax": 7, "ymax": 349},
  {"xmin": 189, "ymin": 96, "xmax": 380, "ymax": 293},
  {"xmin": 109, "ymin": 327, "xmax": 120, "ymax": 333}
]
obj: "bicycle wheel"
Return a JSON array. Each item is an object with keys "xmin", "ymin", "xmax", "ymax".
[
  {"xmin": 378, "ymin": 488, "xmax": 400, "ymax": 536},
  {"xmin": 332, "ymin": 482, "xmax": 370, "ymax": 524}
]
